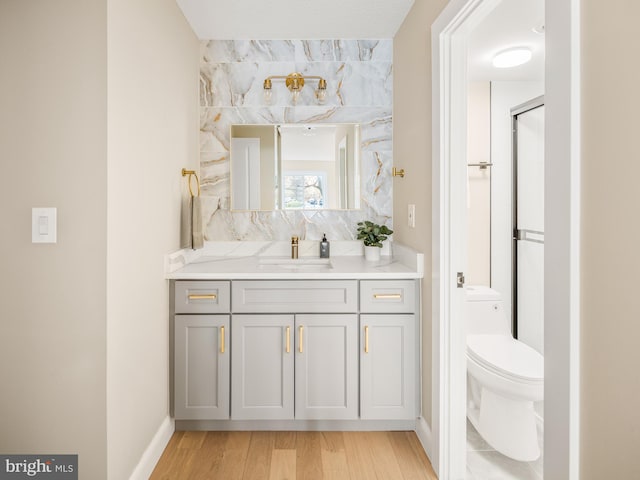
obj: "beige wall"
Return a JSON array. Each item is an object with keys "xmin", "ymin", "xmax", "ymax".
[
  {"xmin": 0, "ymin": 0, "xmax": 198, "ymax": 478},
  {"xmin": 581, "ymin": 0, "xmax": 640, "ymax": 477},
  {"xmin": 393, "ymin": 0, "xmax": 449, "ymax": 426},
  {"xmin": 0, "ymin": 1, "xmax": 108, "ymax": 478},
  {"xmin": 106, "ymin": 0, "xmax": 199, "ymax": 478}
]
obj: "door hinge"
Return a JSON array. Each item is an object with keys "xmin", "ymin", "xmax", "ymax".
[{"xmin": 457, "ymin": 272, "xmax": 465, "ymax": 288}]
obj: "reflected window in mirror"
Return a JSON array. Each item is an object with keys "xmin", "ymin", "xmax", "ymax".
[{"xmin": 283, "ymin": 172, "xmax": 327, "ymax": 209}]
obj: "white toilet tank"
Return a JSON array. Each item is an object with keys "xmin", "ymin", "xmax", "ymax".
[{"xmin": 465, "ymin": 286, "xmax": 511, "ymax": 336}]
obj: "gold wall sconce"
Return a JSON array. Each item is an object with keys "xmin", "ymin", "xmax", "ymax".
[
  {"xmin": 392, "ymin": 167, "xmax": 405, "ymax": 178},
  {"xmin": 263, "ymin": 72, "xmax": 327, "ymax": 105}
]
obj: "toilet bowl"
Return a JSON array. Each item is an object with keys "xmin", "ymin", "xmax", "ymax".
[{"xmin": 465, "ymin": 286, "xmax": 544, "ymax": 462}]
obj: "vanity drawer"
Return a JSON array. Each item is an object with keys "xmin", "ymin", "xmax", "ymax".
[
  {"xmin": 360, "ymin": 280, "xmax": 416, "ymax": 313},
  {"xmin": 232, "ymin": 280, "xmax": 358, "ymax": 313},
  {"xmin": 175, "ymin": 281, "xmax": 231, "ymax": 314}
]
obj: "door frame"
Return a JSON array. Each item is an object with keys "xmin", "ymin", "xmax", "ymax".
[{"xmin": 431, "ymin": 0, "xmax": 581, "ymax": 478}]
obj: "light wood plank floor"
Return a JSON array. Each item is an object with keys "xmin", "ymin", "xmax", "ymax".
[{"xmin": 150, "ymin": 431, "xmax": 438, "ymax": 480}]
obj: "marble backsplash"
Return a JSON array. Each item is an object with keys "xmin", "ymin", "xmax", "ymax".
[{"xmin": 199, "ymin": 40, "xmax": 393, "ymax": 242}]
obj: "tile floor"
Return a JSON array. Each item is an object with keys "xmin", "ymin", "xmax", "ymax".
[{"xmin": 466, "ymin": 419, "xmax": 543, "ymax": 480}]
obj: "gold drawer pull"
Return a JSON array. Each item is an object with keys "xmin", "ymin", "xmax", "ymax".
[
  {"xmin": 188, "ymin": 293, "xmax": 217, "ymax": 300},
  {"xmin": 220, "ymin": 326, "xmax": 225, "ymax": 353},
  {"xmin": 365, "ymin": 326, "xmax": 369, "ymax": 353},
  {"xmin": 373, "ymin": 293, "xmax": 402, "ymax": 300},
  {"xmin": 286, "ymin": 326, "xmax": 291, "ymax": 353},
  {"xmin": 299, "ymin": 325, "xmax": 304, "ymax": 353}
]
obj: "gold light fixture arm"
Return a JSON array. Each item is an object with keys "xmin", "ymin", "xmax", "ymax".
[
  {"xmin": 263, "ymin": 72, "xmax": 328, "ymax": 104},
  {"xmin": 264, "ymin": 73, "xmax": 326, "ymax": 90}
]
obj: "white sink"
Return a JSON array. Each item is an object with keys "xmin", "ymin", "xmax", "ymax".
[{"xmin": 258, "ymin": 257, "xmax": 333, "ymax": 269}]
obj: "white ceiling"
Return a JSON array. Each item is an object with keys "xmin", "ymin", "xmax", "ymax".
[
  {"xmin": 176, "ymin": 0, "xmax": 415, "ymax": 39},
  {"xmin": 176, "ymin": 0, "xmax": 543, "ymax": 81},
  {"xmin": 468, "ymin": 0, "xmax": 545, "ymax": 81}
]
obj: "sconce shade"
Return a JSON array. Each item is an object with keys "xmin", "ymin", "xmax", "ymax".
[
  {"xmin": 263, "ymin": 78, "xmax": 274, "ymax": 105},
  {"xmin": 316, "ymin": 78, "xmax": 327, "ymax": 105}
]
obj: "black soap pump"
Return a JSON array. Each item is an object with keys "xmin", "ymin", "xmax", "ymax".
[{"xmin": 319, "ymin": 233, "xmax": 330, "ymax": 258}]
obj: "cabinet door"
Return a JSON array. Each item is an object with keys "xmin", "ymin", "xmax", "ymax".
[
  {"xmin": 231, "ymin": 315, "xmax": 294, "ymax": 420},
  {"xmin": 174, "ymin": 315, "xmax": 230, "ymax": 420},
  {"xmin": 360, "ymin": 314, "xmax": 416, "ymax": 420},
  {"xmin": 295, "ymin": 314, "xmax": 358, "ymax": 420}
]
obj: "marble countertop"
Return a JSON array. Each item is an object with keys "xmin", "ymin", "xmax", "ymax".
[{"xmin": 165, "ymin": 241, "xmax": 424, "ymax": 280}]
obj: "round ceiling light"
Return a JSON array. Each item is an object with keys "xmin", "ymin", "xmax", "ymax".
[{"xmin": 492, "ymin": 47, "xmax": 532, "ymax": 68}]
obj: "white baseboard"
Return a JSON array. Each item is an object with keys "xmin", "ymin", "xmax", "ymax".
[
  {"xmin": 129, "ymin": 415, "xmax": 175, "ymax": 480},
  {"xmin": 415, "ymin": 416, "xmax": 434, "ymax": 463}
]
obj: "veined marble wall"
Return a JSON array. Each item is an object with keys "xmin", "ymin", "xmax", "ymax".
[{"xmin": 199, "ymin": 40, "xmax": 393, "ymax": 241}]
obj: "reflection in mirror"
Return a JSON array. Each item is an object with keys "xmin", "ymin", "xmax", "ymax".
[{"xmin": 230, "ymin": 124, "xmax": 360, "ymax": 211}]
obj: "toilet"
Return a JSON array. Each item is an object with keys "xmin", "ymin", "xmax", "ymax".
[{"xmin": 465, "ymin": 285, "xmax": 544, "ymax": 462}]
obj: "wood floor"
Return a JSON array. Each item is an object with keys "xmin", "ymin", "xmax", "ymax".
[{"xmin": 150, "ymin": 431, "xmax": 438, "ymax": 480}]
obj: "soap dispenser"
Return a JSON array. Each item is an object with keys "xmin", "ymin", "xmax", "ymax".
[{"xmin": 319, "ymin": 234, "xmax": 330, "ymax": 258}]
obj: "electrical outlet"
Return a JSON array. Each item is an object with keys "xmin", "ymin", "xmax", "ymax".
[{"xmin": 408, "ymin": 204, "xmax": 416, "ymax": 228}]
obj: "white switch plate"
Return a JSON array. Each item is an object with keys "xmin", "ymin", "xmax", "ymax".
[
  {"xmin": 408, "ymin": 204, "xmax": 416, "ymax": 228},
  {"xmin": 32, "ymin": 208, "xmax": 57, "ymax": 243}
]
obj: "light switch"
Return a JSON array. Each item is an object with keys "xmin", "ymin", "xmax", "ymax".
[
  {"xmin": 32, "ymin": 208, "xmax": 57, "ymax": 243},
  {"xmin": 38, "ymin": 216, "xmax": 49, "ymax": 235}
]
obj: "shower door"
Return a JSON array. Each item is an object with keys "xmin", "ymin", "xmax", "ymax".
[{"xmin": 512, "ymin": 97, "xmax": 544, "ymax": 355}]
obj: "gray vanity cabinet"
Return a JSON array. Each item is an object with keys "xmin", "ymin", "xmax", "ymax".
[
  {"xmin": 294, "ymin": 314, "xmax": 358, "ymax": 420},
  {"xmin": 231, "ymin": 314, "xmax": 358, "ymax": 421},
  {"xmin": 231, "ymin": 314, "xmax": 294, "ymax": 420},
  {"xmin": 360, "ymin": 314, "xmax": 415, "ymax": 419},
  {"xmin": 359, "ymin": 280, "xmax": 417, "ymax": 420},
  {"xmin": 231, "ymin": 281, "xmax": 359, "ymax": 421},
  {"xmin": 173, "ymin": 281, "xmax": 231, "ymax": 420},
  {"xmin": 174, "ymin": 315, "xmax": 230, "ymax": 420},
  {"xmin": 172, "ymin": 278, "xmax": 419, "ymax": 426}
]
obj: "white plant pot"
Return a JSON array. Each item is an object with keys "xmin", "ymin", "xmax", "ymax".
[{"xmin": 364, "ymin": 245, "xmax": 381, "ymax": 261}]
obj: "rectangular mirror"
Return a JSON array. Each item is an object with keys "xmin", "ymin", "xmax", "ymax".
[{"xmin": 230, "ymin": 123, "xmax": 361, "ymax": 211}]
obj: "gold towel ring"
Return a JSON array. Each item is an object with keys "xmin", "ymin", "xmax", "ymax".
[{"xmin": 181, "ymin": 168, "xmax": 201, "ymax": 197}]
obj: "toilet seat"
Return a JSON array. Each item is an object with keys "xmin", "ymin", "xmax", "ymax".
[{"xmin": 467, "ymin": 334, "xmax": 543, "ymax": 383}]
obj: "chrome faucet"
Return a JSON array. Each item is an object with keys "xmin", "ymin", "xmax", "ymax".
[{"xmin": 291, "ymin": 236, "xmax": 299, "ymax": 259}]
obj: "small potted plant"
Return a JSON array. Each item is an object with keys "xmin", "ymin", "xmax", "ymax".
[{"xmin": 356, "ymin": 221, "xmax": 393, "ymax": 261}]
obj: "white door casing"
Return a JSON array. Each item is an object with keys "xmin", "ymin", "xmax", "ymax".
[{"xmin": 431, "ymin": 0, "xmax": 580, "ymax": 479}]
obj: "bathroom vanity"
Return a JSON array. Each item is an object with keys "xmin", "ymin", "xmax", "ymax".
[{"xmin": 166, "ymin": 242, "xmax": 423, "ymax": 431}]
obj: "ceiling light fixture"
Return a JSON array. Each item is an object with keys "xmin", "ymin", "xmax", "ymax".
[
  {"xmin": 492, "ymin": 47, "xmax": 532, "ymax": 69},
  {"xmin": 263, "ymin": 72, "xmax": 328, "ymax": 106}
]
